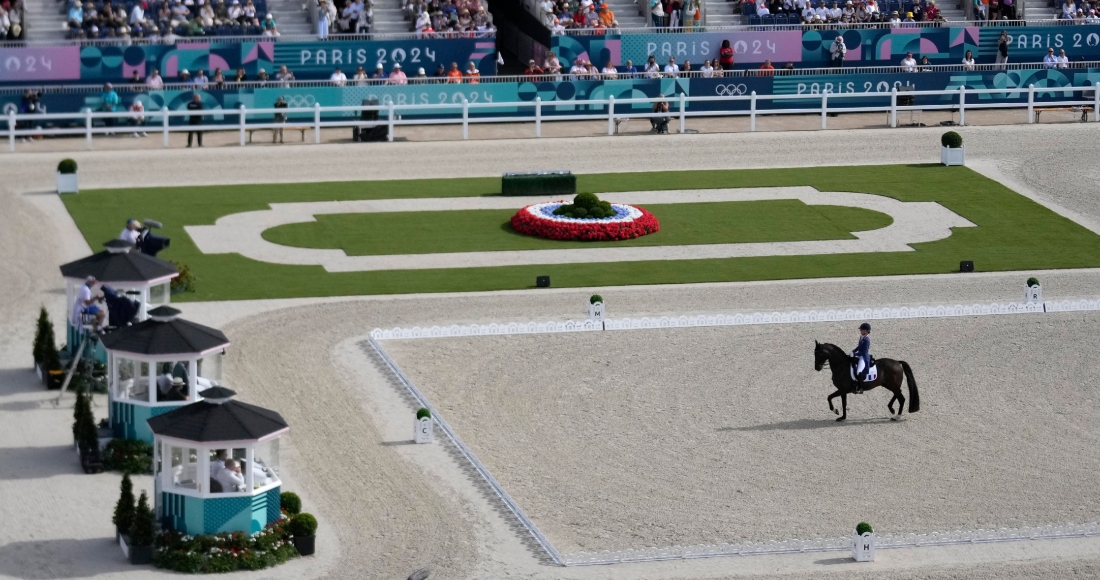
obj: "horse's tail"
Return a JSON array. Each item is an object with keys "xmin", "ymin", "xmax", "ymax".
[{"xmin": 900, "ymin": 360, "xmax": 920, "ymax": 413}]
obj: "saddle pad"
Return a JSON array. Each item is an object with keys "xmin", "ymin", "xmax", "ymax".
[{"xmin": 850, "ymin": 364, "xmax": 878, "ymax": 383}]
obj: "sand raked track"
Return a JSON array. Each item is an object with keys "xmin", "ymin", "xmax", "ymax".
[
  {"xmin": 380, "ymin": 313, "xmax": 1100, "ymax": 555},
  {"xmin": 4, "ymin": 123, "xmax": 1100, "ymax": 579}
]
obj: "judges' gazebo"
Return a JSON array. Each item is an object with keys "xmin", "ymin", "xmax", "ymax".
[
  {"xmin": 59, "ymin": 239, "xmax": 178, "ymax": 361},
  {"xmin": 100, "ymin": 306, "xmax": 229, "ymax": 443},
  {"xmin": 147, "ymin": 387, "xmax": 289, "ymax": 536}
]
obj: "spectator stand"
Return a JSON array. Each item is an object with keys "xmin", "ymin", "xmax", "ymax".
[
  {"xmin": 147, "ymin": 387, "xmax": 288, "ymax": 535},
  {"xmin": 99, "ymin": 305, "xmax": 230, "ymax": 443}
]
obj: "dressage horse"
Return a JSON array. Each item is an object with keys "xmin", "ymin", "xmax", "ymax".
[{"xmin": 814, "ymin": 341, "xmax": 920, "ymax": 422}]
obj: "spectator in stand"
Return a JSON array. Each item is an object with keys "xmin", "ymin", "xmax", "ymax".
[
  {"xmin": 233, "ymin": 68, "xmax": 246, "ymax": 82},
  {"xmin": 841, "ymin": 1, "xmax": 855, "ymax": 19},
  {"xmin": 256, "ymin": 69, "xmax": 269, "ymax": 84},
  {"xmin": 192, "ymin": 69, "xmax": 209, "ymax": 87},
  {"xmin": 925, "ymin": 0, "xmax": 939, "ymax": 20},
  {"xmin": 228, "ymin": 0, "xmax": 242, "ymax": 21},
  {"xmin": 179, "ymin": 69, "xmax": 191, "ymax": 83},
  {"xmin": 569, "ymin": 58, "xmax": 587, "ymax": 79},
  {"xmin": 186, "ymin": 14, "xmax": 204, "ymax": 35},
  {"xmin": 759, "ymin": 59, "xmax": 775, "ymax": 75},
  {"xmin": 550, "ymin": 17, "xmax": 565, "ymax": 34},
  {"xmin": 900, "ymin": 51, "xmax": 917, "ymax": 72},
  {"xmin": 1043, "ymin": 47, "xmax": 1058, "ymax": 68},
  {"xmin": 388, "ymin": 63, "xmax": 408, "ymax": 84},
  {"xmin": 601, "ymin": 60, "xmax": 618, "ymax": 79},
  {"xmin": 918, "ymin": 55, "xmax": 932, "ymax": 71},
  {"xmin": 446, "ymin": 62, "xmax": 463, "ymax": 83},
  {"xmin": 464, "ymin": 62, "xmax": 480, "ymax": 83},
  {"xmin": 800, "ymin": 3, "xmax": 815, "ymax": 22},
  {"xmin": 371, "ymin": 63, "xmax": 386, "ymax": 79},
  {"xmin": 415, "ymin": 9, "xmax": 431, "ymax": 35},
  {"xmin": 129, "ymin": 0, "xmax": 144, "ymax": 27},
  {"xmin": 212, "ymin": 68, "xmax": 225, "ymax": 88},
  {"xmin": 545, "ymin": 51, "xmax": 563, "ymax": 79},
  {"xmin": 129, "ymin": 100, "xmax": 147, "ymax": 138},
  {"xmin": 353, "ymin": 66, "xmax": 368, "ymax": 85},
  {"xmin": 901, "ymin": 10, "xmax": 916, "ymax": 24},
  {"xmin": 974, "ymin": 0, "xmax": 987, "ymax": 19},
  {"xmin": 829, "ymin": 36, "xmax": 846, "ymax": 68},
  {"xmin": 995, "ymin": 30, "xmax": 1010, "ymax": 67},
  {"xmin": 100, "ymin": 83, "xmax": 120, "ymax": 134},
  {"xmin": 962, "ymin": 49, "xmax": 975, "ymax": 70},
  {"xmin": 214, "ymin": 0, "xmax": 230, "ymax": 24},
  {"xmin": 67, "ymin": 1, "xmax": 83, "ymax": 37},
  {"xmin": 1001, "ymin": 0, "xmax": 1013, "ymax": 18},
  {"xmin": 413, "ymin": 67, "xmax": 428, "ymax": 83},
  {"xmin": 146, "ymin": 69, "xmax": 163, "ymax": 89},
  {"xmin": 318, "ymin": 0, "xmax": 333, "ymax": 37},
  {"xmin": 826, "ymin": 1, "xmax": 840, "ymax": 21},
  {"xmin": 888, "ymin": 9, "xmax": 900, "ymax": 24},
  {"xmin": 622, "ymin": 59, "xmax": 638, "ymax": 78},
  {"xmin": 170, "ymin": 0, "xmax": 190, "ymax": 27},
  {"xmin": 276, "ymin": 65, "xmax": 295, "ymax": 87},
  {"xmin": 681, "ymin": 60, "xmax": 692, "ymax": 75},
  {"xmin": 330, "ymin": 66, "xmax": 347, "ymax": 86},
  {"xmin": 524, "ymin": 60, "xmax": 544, "ymax": 78},
  {"xmin": 911, "ymin": 0, "xmax": 924, "ymax": 19},
  {"xmin": 242, "ymin": 0, "xmax": 258, "ymax": 23},
  {"xmin": 261, "ymin": 13, "xmax": 279, "ymax": 35},
  {"xmin": 645, "ymin": 55, "xmax": 661, "ymax": 78},
  {"xmin": 186, "ymin": 93, "xmax": 204, "ymax": 147},
  {"xmin": 663, "ymin": 56, "xmax": 680, "ymax": 77},
  {"xmin": 1087, "ymin": 9, "xmax": 1099, "ymax": 23},
  {"xmin": 128, "ymin": 70, "xmax": 143, "ymax": 84},
  {"xmin": 700, "ymin": 59, "xmax": 714, "ymax": 78}
]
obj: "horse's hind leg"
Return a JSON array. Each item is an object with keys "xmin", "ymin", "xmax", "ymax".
[
  {"xmin": 891, "ymin": 387, "xmax": 905, "ymax": 421},
  {"xmin": 887, "ymin": 393, "xmax": 898, "ymax": 416}
]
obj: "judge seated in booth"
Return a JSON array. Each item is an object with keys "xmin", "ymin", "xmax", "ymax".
[
  {"xmin": 156, "ymin": 374, "xmax": 188, "ymax": 401},
  {"xmin": 209, "ymin": 449, "xmax": 278, "ymax": 493}
]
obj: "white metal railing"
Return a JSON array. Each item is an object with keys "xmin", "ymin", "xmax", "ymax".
[{"xmin": 5, "ymin": 83, "xmax": 1098, "ymax": 151}]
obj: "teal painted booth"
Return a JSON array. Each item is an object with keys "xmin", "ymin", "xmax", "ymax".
[{"xmin": 149, "ymin": 387, "xmax": 291, "ymax": 537}]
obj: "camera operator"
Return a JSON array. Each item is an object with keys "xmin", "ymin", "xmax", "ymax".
[
  {"xmin": 72, "ymin": 276, "xmax": 107, "ymax": 332},
  {"xmin": 120, "ymin": 219, "xmax": 142, "ymax": 245}
]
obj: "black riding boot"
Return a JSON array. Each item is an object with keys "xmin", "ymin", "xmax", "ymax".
[{"xmin": 855, "ymin": 370, "xmax": 867, "ymax": 394}]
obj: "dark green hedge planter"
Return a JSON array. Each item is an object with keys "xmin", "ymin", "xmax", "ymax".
[
  {"xmin": 501, "ymin": 171, "xmax": 576, "ymax": 197},
  {"xmin": 293, "ymin": 535, "xmax": 316, "ymax": 556}
]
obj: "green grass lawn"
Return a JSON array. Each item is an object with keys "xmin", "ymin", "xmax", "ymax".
[
  {"xmin": 260, "ymin": 201, "xmax": 894, "ymax": 255},
  {"xmin": 61, "ymin": 165, "xmax": 1100, "ymax": 301}
]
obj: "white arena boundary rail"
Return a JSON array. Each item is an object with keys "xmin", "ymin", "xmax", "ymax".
[
  {"xmin": 367, "ymin": 296, "xmax": 1100, "ymax": 566},
  {"xmin": 6, "ymin": 82, "xmax": 1100, "ymax": 152}
]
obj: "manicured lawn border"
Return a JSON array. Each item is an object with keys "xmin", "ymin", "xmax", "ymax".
[{"xmin": 61, "ymin": 165, "xmax": 1100, "ymax": 301}]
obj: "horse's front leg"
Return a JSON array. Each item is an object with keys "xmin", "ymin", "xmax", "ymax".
[
  {"xmin": 836, "ymin": 392, "xmax": 849, "ymax": 422},
  {"xmin": 827, "ymin": 390, "xmax": 842, "ymax": 415}
]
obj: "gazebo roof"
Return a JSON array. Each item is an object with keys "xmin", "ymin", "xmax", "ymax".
[
  {"xmin": 147, "ymin": 394, "xmax": 289, "ymax": 443},
  {"xmin": 59, "ymin": 240, "xmax": 177, "ymax": 284},
  {"xmin": 100, "ymin": 306, "xmax": 229, "ymax": 356}
]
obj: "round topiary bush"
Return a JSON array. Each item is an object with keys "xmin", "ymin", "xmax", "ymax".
[
  {"xmin": 58, "ymin": 159, "xmax": 78, "ymax": 174},
  {"xmin": 289, "ymin": 513, "xmax": 318, "ymax": 537},
  {"xmin": 856, "ymin": 522, "xmax": 874, "ymax": 535},
  {"xmin": 280, "ymin": 491, "xmax": 302, "ymax": 516},
  {"xmin": 590, "ymin": 294, "xmax": 603, "ymax": 304},
  {"xmin": 1027, "ymin": 277, "xmax": 1040, "ymax": 287},
  {"xmin": 941, "ymin": 131, "xmax": 963, "ymax": 149},
  {"xmin": 573, "ymin": 192, "xmax": 600, "ymax": 209},
  {"xmin": 416, "ymin": 408, "xmax": 431, "ymax": 420}
]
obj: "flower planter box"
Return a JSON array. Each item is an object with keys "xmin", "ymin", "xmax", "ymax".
[
  {"xmin": 46, "ymin": 369, "xmax": 65, "ymax": 390},
  {"xmin": 414, "ymin": 416, "xmax": 434, "ymax": 444},
  {"xmin": 587, "ymin": 301, "xmax": 606, "ymax": 322},
  {"xmin": 852, "ymin": 531, "xmax": 876, "ymax": 562},
  {"xmin": 940, "ymin": 146, "xmax": 965, "ymax": 166},
  {"xmin": 57, "ymin": 172, "xmax": 79, "ymax": 194},
  {"xmin": 119, "ymin": 534, "xmax": 153, "ymax": 564},
  {"xmin": 293, "ymin": 535, "xmax": 316, "ymax": 556},
  {"xmin": 79, "ymin": 446, "xmax": 104, "ymax": 474},
  {"xmin": 1025, "ymin": 283, "xmax": 1042, "ymax": 304}
]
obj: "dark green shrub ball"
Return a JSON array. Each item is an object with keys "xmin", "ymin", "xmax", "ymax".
[
  {"xmin": 573, "ymin": 192, "xmax": 600, "ymax": 209},
  {"xmin": 58, "ymin": 159, "xmax": 78, "ymax": 174},
  {"xmin": 416, "ymin": 408, "xmax": 431, "ymax": 420},
  {"xmin": 1026, "ymin": 277, "xmax": 1040, "ymax": 287},
  {"xmin": 941, "ymin": 131, "xmax": 963, "ymax": 148},
  {"xmin": 280, "ymin": 492, "xmax": 302, "ymax": 516},
  {"xmin": 590, "ymin": 294, "xmax": 603, "ymax": 304},
  {"xmin": 552, "ymin": 205, "xmax": 568, "ymax": 216},
  {"xmin": 856, "ymin": 522, "xmax": 874, "ymax": 535},
  {"xmin": 572, "ymin": 207, "xmax": 588, "ymax": 218},
  {"xmin": 289, "ymin": 513, "xmax": 318, "ymax": 537}
]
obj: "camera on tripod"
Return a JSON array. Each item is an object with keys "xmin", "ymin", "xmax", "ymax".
[{"xmin": 138, "ymin": 219, "xmax": 171, "ymax": 257}]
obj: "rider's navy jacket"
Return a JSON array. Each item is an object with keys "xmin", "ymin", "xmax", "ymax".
[{"xmin": 853, "ymin": 335, "xmax": 871, "ymax": 364}]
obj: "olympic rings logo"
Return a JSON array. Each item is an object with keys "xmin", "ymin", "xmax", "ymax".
[
  {"xmin": 284, "ymin": 95, "xmax": 316, "ymax": 108},
  {"xmin": 715, "ymin": 84, "xmax": 749, "ymax": 96}
]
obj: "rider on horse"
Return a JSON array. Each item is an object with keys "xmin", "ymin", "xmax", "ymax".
[{"xmin": 852, "ymin": 322, "xmax": 871, "ymax": 393}]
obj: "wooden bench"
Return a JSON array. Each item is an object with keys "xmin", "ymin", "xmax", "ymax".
[
  {"xmin": 1034, "ymin": 106, "xmax": 1092, "ymax": 123},
  {"xmin": 247, "ymin": 126, "xmax": 310, "ymax": 143}
]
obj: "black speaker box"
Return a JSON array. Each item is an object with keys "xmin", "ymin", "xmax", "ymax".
[
  {"xmin": 960, "ymin": 260, "xmax": 974, "ymax": 272},
  {"xmin": 536, "ymin": 276, "xmax": 551, "ymax": 288}
]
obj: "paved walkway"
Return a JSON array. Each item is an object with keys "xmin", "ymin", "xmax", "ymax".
[{"xmin": 185, "ymin": 187, "xmax": 973, "ymax": 272}]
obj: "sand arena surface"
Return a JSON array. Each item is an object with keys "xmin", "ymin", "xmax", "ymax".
[{"xmin": 382, "ymin": 313, "xmax": 1100, "ymax": 554}]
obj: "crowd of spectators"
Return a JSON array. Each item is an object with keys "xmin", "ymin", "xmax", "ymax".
[
  {"xmin": 541, "ymin": 0, "xmax": 620, "ymax": 34},
  {"xmin": 740, "ymin": 0, "xmax": 954, "ymax": 25},
  {"xmin": 407, "ymin": 0, "xmax": 493, "ymax": 35},
  {"xmin": 647, "ymin": 0, "xmax": 702, "ymax": 28},
  {"xmin": 1055, "ymin": 0, "xmax": 1100, "ymax": 22},
  {"xmin": 1, "ymin": 0, "xmax": 25, "ymax": 40},
  {"xmin": 66, "ymin": 0, "xmax": 281, "ymax": 39}
]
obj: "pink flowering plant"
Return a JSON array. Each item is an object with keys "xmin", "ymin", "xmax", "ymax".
[{"xmin": 153, "ymin": 512, "xmax": 298, "ymax": 573}]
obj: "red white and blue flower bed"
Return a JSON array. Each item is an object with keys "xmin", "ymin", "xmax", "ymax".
[{"xmin": 511, "ymin": 202, "xmax": 661, "ymax": 241}]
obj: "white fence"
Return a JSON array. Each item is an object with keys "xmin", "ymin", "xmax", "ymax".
[{"xmin": 6, "ymin": 82, "xmax": 1099, "ymax": 151}]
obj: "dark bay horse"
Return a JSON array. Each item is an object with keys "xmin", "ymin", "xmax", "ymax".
[{"xmin": 814, "ymin": 341, "xmax": 920, "ymax": 422}]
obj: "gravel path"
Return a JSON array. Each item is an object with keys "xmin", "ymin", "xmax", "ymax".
[
  {"xmin": 3, "ymin": 123, "xmax": 1100, "ymax": 579},
  {"xmin": 186, "ymin": 187, "xmax": 969, "ymax": 271}
]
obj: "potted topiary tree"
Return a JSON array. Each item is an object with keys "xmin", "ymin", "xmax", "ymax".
[
  {"xmin": 587, "ymin": 294, "xmax": 606, "ymax": 322},
  {"xmin": 940, "ymin": 131, "xmax": 964, "ymax": 166},
  {"xmin": 1025, "ymin": 277, "xmax": 1042, "ymax": 304},
  {"xmin": 74, "ymin": 388, "xmax": 103, "ymax": 473},
  {"xmin": 414, "ymin": 407, "xmax": 434, "ymax": 444},
  {"xmin": 126, "ymin": 491, "xmax": 155, "ymax": 565},
  {"xmin": 57, "ymin": 159, "xmax": 79, "ymax": 194},
  {"xmin": 32, "ymin": 307, "xmax": 51, "ymax": 381},
  {"xmin": 113, "ymin": 472, "xmax": 136, "ymax": 542},
  {"xmin": 280, "ymin": 491, "xmax": 302, "ymax": 516},
  {"xmin": 289, "ymin": 513, "xmax": 318, "ymax": 556},
  {"xmin": 852, "ymin": 522, "xmax": 876, "ymax": 562}
]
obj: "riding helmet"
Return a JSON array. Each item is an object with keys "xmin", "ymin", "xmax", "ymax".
[{"xmin": 859, "ymin": 322, "xmax": 871, "ymax": 331}]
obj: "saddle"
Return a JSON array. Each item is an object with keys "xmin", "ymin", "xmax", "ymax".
[{"xmin": 849, "ymin": 356, "xmax": 877, "ymax": 383}]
